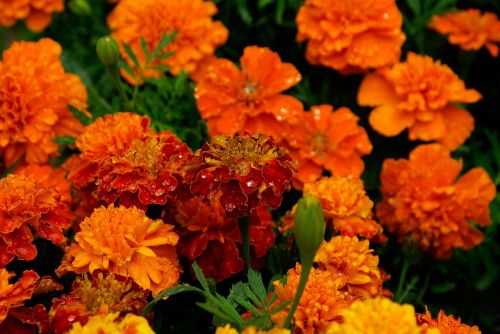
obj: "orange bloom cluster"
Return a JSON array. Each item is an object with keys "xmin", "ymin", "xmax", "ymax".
[
  {"xmin": 273, "ymin": 236, "xmax": 387, "ymax": 333},
  {"xmin": 0, "ymin": 38, "xmax": 87, "ymax": 166},
  {"xmin": 303, "ymin": 176, "xmax": 385, "ymax": 242},
  {"xmin": 14, "ymin": 164, "xmax": 72, "ymax": 204},
  {"xmin": 186, "ymin": 133, "xmax": 296, "ymax": 218},
  {"xmin": 417, "ymin": 309, "xmax": 481, "ymax": 334},
  {"xmin": 174, "ymin": 196, "xmax": 275, "ymax": 281},
  {"xmin": 296, "ymin": 0, "xmax": 405, "ymax": 73},
  {"xmin": 49, "ymin": 272, "xmax": 148, "ymax": 334},
  {"xmin": 358, "ymin": 53, "xmax": 481, "ymax": 150},
  {"xmin": 194, "ymin": 46, "xmax": 303, "ymax": 136},
  {"xmin": 377, "ymin": 144, "xmax": 496, "ymax": 259},
  {"xmin": 326, "ymin": 297, "xmax": 434, "ymax": 334},
  {"xmin": 0, "ymin": 174, "xmax": 72, "ymax": 266},
  {"xmin": 429, "ymin": 9, "xmax": 500, "ymax": 57},
  {"xmin": 0, "ymin": 0, "xmax": 63, "ymax": 32},
  {"xmin": 69, "ymin": 112, "xmax": 193, "ymax": 209},
  {"xmin": 107, "ymin": 0, "xmax": 228, "ymax": 83},
  {"xmin": 57, "ymin": 205, "xmax": 181, "ymax": 297},
  {"xmin": 67, "ymin": 312, "xmax": 154, "ymax": 334}
]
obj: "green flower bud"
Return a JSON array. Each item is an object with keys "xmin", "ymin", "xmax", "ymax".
[
  {"xmin": 294, "ymin": 195, "xmax": 325, "ymax": 262},
  {"xmin": 68, "ymin": 0, "xmax": 92, "ymax": 16},
  {"xmin": 96, "ymin": 36, "xmax": 120, "ymax": 68}
]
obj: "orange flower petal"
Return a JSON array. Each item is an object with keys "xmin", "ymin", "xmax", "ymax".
[
  {"xmin": 358, "ymin": 73, "xmax": 400, "ymax": 107},
  {"xmin": 436, "ymin": 105, "xmax": 475, "ymax": 150},
  {"xmin": 369, "ymin": 104, "xmax": 413, "ymax": 136}
]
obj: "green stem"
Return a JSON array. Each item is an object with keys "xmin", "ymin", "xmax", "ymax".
[
  {"xmin": 108, "ymin": 65, "xmax": 128, "ymax": 106},
  {"xmin": 283, "ymin": 256, "xmax": 313, "ymax": 329},
  {"xmin": 238, "ymin": 216, "xmax": 251, "ymax": 272},
  {"xmin": 395, "ymin": 258, "xmax": 410, "ymax": 302}
]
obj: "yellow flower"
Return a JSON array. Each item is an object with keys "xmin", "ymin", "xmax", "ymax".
[
  {"xmin": 215, "ymin": 324, "xmax": 291, "ymax": 334},
  {"xmin": 68, "ymin": 312, "xmax": 154, "ymax": 334}
]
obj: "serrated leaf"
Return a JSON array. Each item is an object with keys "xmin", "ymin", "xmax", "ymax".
[
  {"xmin": 149, "ymin": 65, "xmax": 171, "ymax": 72},
  {"xmin": 192, "ymin": 261, "xmax": 210, "ymax": 292},
  {"xmin": 248, "ymin": 269, "xmax": 267, "ymax": 303},
  {"xmin": 123, "ymin": 42, "xmax": 140, "ymax": 68},
  {"xmin": 156, "ymin": 51, "xmax": 174, "ymax": 60},
  {"xmin": 53, "ymin": 136, "xmax": 76, "ymax": 145},
  {"xmin": 143, "ymin": 284, "xmax": 202, "ymax": 315},
  {"xmin": 149, "ymin": 32, "xmax": 176, "ymax": 61},
  {"xmin": 241, "ymin": 284, "xmax": 261, "ymax": 307},
  {"xmin": 118, "ymin": 58, "xmax": 135, "ymax": 77},
  {"xmin": 269, "ymin": 301, "xmax": 290, "ymax": 315},
  {"xmin": 231, "ymin": 293, "xmax": 262, "ymax": 315},
  {"xmin": 68, "ymin": 105, "xmax": 92, "ymax": 125},
  {"xmin": 140, "ymin": 36, "xmax": 150, "ymax": 57}
]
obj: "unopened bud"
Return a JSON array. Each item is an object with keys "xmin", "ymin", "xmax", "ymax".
[
  {"xmin": 96, "ymin": 36, "xmax": 119, "ymax": 68},
  {"xmin": 294, "ymin": 195, "xmax": 325, "ymax": 262},
  {"xmin": 69, "ymin": 0, "xmax": 92, "ymax": 16}
]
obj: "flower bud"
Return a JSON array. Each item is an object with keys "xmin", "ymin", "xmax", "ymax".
[
  {"xmin": 96, "ymin": 36, "xmax": 120, "ymax": 68},
  {"xmin": 294, "ymin": 195, "xmax": 325, "ymax": 262},
  {"xmin": 68, "ymin": 0, "xmax": 92, "ymax": 16}
]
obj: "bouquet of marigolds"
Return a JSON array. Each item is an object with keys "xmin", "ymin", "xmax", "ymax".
[{"xmin": 1, "ymin": 0, "xmax": 500, "ymax": 333}]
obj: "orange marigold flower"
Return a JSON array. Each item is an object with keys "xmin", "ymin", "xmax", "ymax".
[
  {"xmin": 272, "ymin": 264, "xmax": 358, "ymax": 334},
  {"xmin": 358, "ymin": 52, "xmax": 481, "ymax": 150},
  {"xmin": 326, "ymin": 297, "xmax": 432, "ymax": 334},
  {"xmin": 303, "ymin": 176, "xmax": 385, "ymax": 242},
  {"xmin": 0, "ymin": 0, "xmax": 63, "ymax": 32},
  {"xmin": 14, "ymin": 164, "xmax": 72, "ymax": 204},
  {"xmin": 0, "ymin": 38, "xmax": 88, "ymax": 166},
  {"xmin": 216, "ymin": 324, "xmax": 291, "ymax": 334},
  {"xmin": 194, "ymin": 46, "xmax": 303, "ymax": 136},
  {"xmin": 107, "ymin": 0, "xmax": 228, "ymax": 84},
  {"xmin": 67, "ymin": 312, "xmax": 154, "ymax": 334},
  {"xmin": 187, "ymin": 133, "xmax": 296, "ymax": 218},
  {"xmin": 296, "ymin": 0, "xmax": 405, "ymax": 73},
  {"xmin": 56, "ymin": 205, "xmax": 181, "ymax": 297},
  {"xmin": 0, "ymin": 269, "xmax": 39, "ymax": 324},
  {"xmin": 49, "ymin": 272, "xmax": 148, "ymax": 334},
  {"xmin": 417, "ymin": 308, "xmax": 481, "ymax": 334},
  {"xmin": 0, "ymin": 174, "xmax": 72, "ymax": 266},
  {"xmin": 69, "ymin": 112, "xmax": 193, "ymax": 208},
  {"xmin": 377, "ymin": 144, "xmax": 496, "ymax": 259},
  {"xmin": 287, "ymin": 105, "xmax": 372, "ymax": 185},
  {"xmin": 429, "ymin": 9, "xmax": 500, "ymax": 57}
]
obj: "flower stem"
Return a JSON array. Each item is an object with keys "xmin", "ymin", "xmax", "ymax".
[
  {"xmin": 283, "ymin": 256, "xmax": 313, "ymax": 329},
  {"xmin": 108, "ymin": 65, "xmax": 128, "ymax": 105},
  {"xmin": 238, "ymin": 216, "xmax": 251, "ymax": 272}
]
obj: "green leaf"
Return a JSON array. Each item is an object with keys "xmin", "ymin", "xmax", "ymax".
[
  {"xmin": 0, "ymin": 157, "xmax": 22, "ymax": 179},
  {"xmin": 430, "ymin": 281, "xmax": 456, "ymax": 294},
  {"xmin": 53, "ymin": 136, "xmax": 76, "ymax": 145},
  {"xmin": 140, "ymin": 36, "xmax": 150, "ymax": 57},
  {"xmin": 143, "ymin": 284, "xmax": 203, "ymax": 315},
  {"xmin": 149, "ymin": 32, "xmax": 176, "ymax": 61},
  {"xmin": 248, "ymin": 269, "xmax": 267, "ymax": 303},
  {"xmin": 275, "ymin": 0, "xmax": 286, "ymax": 24},
  {"xmin": 236, "ymin": 0, "xmax": 253, "ymax": 25},
  {"xmin": 192, "ymin": 261, "xmax": 210, "ymax": 292},
  {"xmin": 68, "ymin": 105, "xmax": 92, "ymax": 125},
  {"xmin": 258, "ymin": 0, "xmax": 274, "ymax": 9},
  {"xmin": 406, "ymin": 0, "xmax": 421, "ymax": 15},
  {"xmin": 118, "ymin": 58, "xmax": 135, "ymax": 77},
  {"xmin": 122, "ymin": 42, "xmax": 140, "ymax": 68}
]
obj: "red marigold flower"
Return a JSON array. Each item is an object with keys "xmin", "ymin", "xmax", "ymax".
[
  {"xmin": 49, "ymin": 272, "xmax": 148, "ymax": 334},
  {"xmin": 429, "ymin": 9, "xmax": 500, "ymax": 57},
  {"xmin": 0, "ymin": 0, "xmax": 63, "ymax": 32},
  {"xmin": 417, "ymin": 308, "xmax": 481, "ymax": 334},
  {"xmin": 296, "ymin": 0, "xmax": 405, "ymax": 73},
  {"xmin": 57, "ymin": 205, "xmax": 181, "ymax": 297},
  {"xmin": 0, "ymin": 269, "xmax": 39, "ymax": 324},
  {"xmin": 0, "ymin": 38, "xmax": 88, "ymax": 166},
  {"xmin": 14, "ymin": 164, "xmax": 72, "ymax": 204},
  {"xmin": 0, "ymin": 174, "xmax": 72, "ymax": 266},
  {"xmin": 377, "ymin": 144, "xmax": 496, "ymax": 259},
  {"xmin": 174, "ymin": 194, "xmax": 275, "ymax": 281},
  {"xmin": 194, "ymin": 46, "xmax": 303, "ymax": 136},
  {"xmin": 69, "ymin": 112, "xmax": 194, "ymax": 209},
  {"xmin": 358, "ymin": 53, "xmax": 481, "ymax": 150},
  {"xmin": 107, "ymin": 0, "xmax": 228, "ymax": 84},
  {"xmin": 289, "ymin": 105, "xmax": 372, "ymax": 185},
  {"xmin": 186, "ymin": 133, "xmax": 296, "ymax": 218}
]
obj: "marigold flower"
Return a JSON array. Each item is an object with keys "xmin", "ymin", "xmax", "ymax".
[
  {"xmin": 69, "ymin": 112, "xmax": 193, "ymax": 208},
  {"xmin": 49, "ymin": 272, "xmax": 148, "ymax": 334},
  {"xmin": 429, "ymin": 9, "xmax": 500, "ymax": 57},
  {"xmin": 0, "ymin": 174, "xmax": 72, "ymax": 266},
  {"xmin": 107, "ymin": 0, "xmax": 228, "ymax": 84},
  {"xmin": 68, "ymin": 312, "xmax": 154, "ymax": 334},
  {"xmin": 0, "ymin": 38, "xmax": 87, "ymax": 166},
  {"xmin": 57, "ymin": 205, "xmax": 181, "ymax": 297},
  {"xmin": 377, "ymin": 144, "xmax": 496, "ymax": 259},
  {"xmin": 216, "ymin": 324, "xmax": 291, "ymax": 334},
  {"xmin": 296, "ymin": 0, "xmax": 405, "ymax": 73},
  {"xmin": 0, "ymin": 269, "xmax": 39, "ymax": 324},
  {"xmin": 326, "ymin": 298, "xmax": 429, "ymax": 334},
  {"xmin": 0, "ymin": 0, "xmax": 63, "ymax": 32},
  {"xmin": 417, "ymin": 309, "xmax": 481, "ymax": 334},
  {"xmin": 14, "ymin": 164, "xmax": 72, "ymax": 204},
  {"xmin": 358, "ymin": 53, "xmax": 481, "ymax": 150},
  {"xmin": 272, "ymin": 264, "xmax": 358, "ymax": 334},
  {"xmin": 187, "ymin": 133, "xmax": 296, "ymax": 217},
  {"xmin": 194, "ymin": 46, "xmax": 303, "ymax": 136}
]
